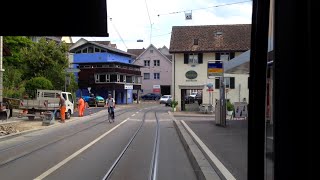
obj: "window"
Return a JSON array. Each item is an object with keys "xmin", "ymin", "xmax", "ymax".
[
  {"xmin": 215, "ymin": 77, "xmax": 235, "ymax": 89},
  {"xmin": 154, "ymin": 73, "xmax": 160, "ymax": 79},
  {"xmin": 137, "ymin": 77, "xmax": 142, "ymax": 83},
  {"xmin": 68, "ymin": 94, "xmax": 74, "ymax": 103},
  {"xmin": 144, "ymin": 60, "xmax": 150, "ymax": 66},
  {"xmin": 194, "ymin": 39, "xmax": 198, "ymax": 45},
  {"xmin": 88, "ymin": 46, "xmax": 94, "ymax": 53},
  {"xmin": 215, "ymin": 52, "xmax": 235, "ymax": 61},
  {"xmin": 94, "ymin": 47, "xmax": 100, "ymax": 53},
  {"xmin": 150, "ymin": 50, "xmax": 153, "ymax": 53},
  {"xmin": 126, "ymin": 76, "xmax": 133, "ymax": 83},
  {"xmin": 99, "ymin": 74, "xmax": 106, "ymax": 82},
  {"xmin": 189, "ymin": 53, "xmax": 198, "ymax": 63},
  {"xmin": 101, "ymin": 49, "xmax": 106, "ymax": 52},
  {"xmin": 120, "ymin": 75, "xmax": 124, "ymax": 82},
  {"xmin": 82, "ymin": 48, "xmax": 88, "ymax": 53},
  {"xmin": 144, "ymin": 73, "xmax": 150, "ymax": 79},
  {"xmin": 184, "ymin": 53, "xmax": 203, "ymax": 64},
  {"xmin": 154, "ymin": 60, "xmax": 160, "ymax": 66},
  {"xmin": 110, "ymin": 74, "xmax": 117, "ymax": 82}
]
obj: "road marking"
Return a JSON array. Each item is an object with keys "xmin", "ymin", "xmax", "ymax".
[
  {"xmin": 34, "ymin": 118, "xmax": 129, "ymax": 180},
  {"xmin": 159, "ymin": 119, "xmax": 172, "ymax": 122},
  {"xmin": 131, "ymin": 114, "xmax": 136, "ymax": 117},
  {"xmin": 127, "ymin": 119, "xmax": 141, "ymax": 121},
  {"xmin": 181, "ymin": 120, "xmax": 236, "ymax": 180},
  {"xmin": 136, "ymin": 111, "xmax": 139, "ymax": 113}
]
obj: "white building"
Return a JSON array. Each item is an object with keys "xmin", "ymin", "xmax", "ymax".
[{"xmin": 169, "ymin": 24, "xmax": 251, "ymax": 111}]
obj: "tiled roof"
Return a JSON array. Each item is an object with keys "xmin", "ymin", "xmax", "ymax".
[
  {"xmin": 169, "ymin": 24, "xmax": 251, "ymax": 53},
  {"xmin": 127, "ymin": 48, "xmax": 145, "ymax": 57},
  {"xmin": 91, "ymin": 41, "xmax": 110, "ymax": 46}
]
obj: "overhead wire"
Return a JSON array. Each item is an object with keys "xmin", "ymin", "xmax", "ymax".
[{"xmin": 157, "ymin": 0, "xmax": 252, "ymax": 17}]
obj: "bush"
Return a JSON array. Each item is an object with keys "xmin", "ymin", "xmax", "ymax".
[
  {"xmin": 25, "ymin": 77, "xmax": 53, "ymax": 92},
  {"xmin": 171, "ymin": 99, "xmax": 178, "ymax": 108},
  {"xmin": 226, "ymin": 100, "xmax": 234, "ymax": 111}
]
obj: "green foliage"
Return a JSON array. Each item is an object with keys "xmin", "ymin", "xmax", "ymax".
[
  {"xmin": 3, "ymin": 36, "xmax": 33, "ymax": 67},
  {"xmin": 21, "ymin": 37, "xmax": 69, "ymax": 90},
  {"xmin": 226, "ymin": 100, "xmax": 234, "ymax": 111},
  {"xmin": 25, "ymin": 77, "xmax": 53, "ymax": 92},
  {"xmin": 3, "ymin": 66, "xmax": 26, "ymax": 98},
  {"xmin": 171, "ymin": 99, "xmax": 178, "ymax": 108}
]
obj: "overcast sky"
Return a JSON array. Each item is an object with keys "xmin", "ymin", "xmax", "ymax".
[{"xmin": 72, "ymin": 0, "xmax": 252, "ymax": 51}]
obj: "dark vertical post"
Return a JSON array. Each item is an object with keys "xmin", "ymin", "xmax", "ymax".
[
  {"xmin": 248, "ymin": 0, "xmax": 270, "ymax": 180},
  {"xmin": 274, "ymin": 0, "xmax": 312, "ymax": 179}
]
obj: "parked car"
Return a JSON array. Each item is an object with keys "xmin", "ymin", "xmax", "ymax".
[
  {"xmin": 160, "ymin": 95, "xmax": 171, "ymax": 104},
  {"xmin": 95, "ymin": 96, "xmax": 106, "ymax": 107},
  {"xmin": 165, "ymin": 98, "xmax": 172, "ymax": 107},
  {"xmin": 189, "ymin": 92, "xmax": 198, "ymax": 98},
  {"xmin": 195, "ymin": 93, "xmax": 203, "ymax": 105},
  {"xmin": 140, "ymin": 93, "xmax": 161, "ymax": 100},
  {"xmin": 88, "ymin": 95, "xmax": 105, "ymax": 107}
]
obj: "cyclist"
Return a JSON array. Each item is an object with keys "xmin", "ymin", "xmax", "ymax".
[{"xmin": 106, "ymin": 94, "xmax": 115, "ymax": 120}]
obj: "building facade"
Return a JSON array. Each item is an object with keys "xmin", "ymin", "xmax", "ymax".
[
  {"xmin": 169, "ymin": 24, "xmax": 251, "ymax": 111},
  {"xmin": 131, "ymin": 44, "xmax": 172, "ymax": 95},
  {"xmin": 69, "ymin": 38, "xmax": 141, "ymax": 104}
]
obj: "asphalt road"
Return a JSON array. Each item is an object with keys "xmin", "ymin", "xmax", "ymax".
[{"xmin": 0, "ymin": 104, "xmax": 197, "ymax": 180}]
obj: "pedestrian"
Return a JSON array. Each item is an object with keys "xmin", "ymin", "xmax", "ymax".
[
  {"xmin": 57, "ymin": 94, "xmax": 66, "ymax": 123},
  {"xmin": 78, "ymin": 96, "xmax": 85, "ymax": 117}
]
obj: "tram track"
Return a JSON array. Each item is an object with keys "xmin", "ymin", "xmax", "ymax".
[{"xmin": 0, "ymin": 106, "xmax": 150, "ymax": 167}]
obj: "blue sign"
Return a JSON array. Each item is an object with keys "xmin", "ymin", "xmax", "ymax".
[{"xmin": 208, "ymin": 60, "xmax": 223, "ymax": 78}]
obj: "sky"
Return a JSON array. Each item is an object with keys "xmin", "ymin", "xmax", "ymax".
[{"xmin": 72, "ymin": 0, "xmax": 252, "ymax": 52}]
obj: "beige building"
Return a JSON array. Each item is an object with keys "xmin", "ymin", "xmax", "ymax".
[{"xmin": 169, "ymin": 24, "xmax": 251, "ymax": 111}]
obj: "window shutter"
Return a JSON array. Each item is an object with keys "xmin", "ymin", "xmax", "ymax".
[
  {"xmin": 230, "ymin": 52, "xmax": 235, "ymax": 59},
  {"xmin": 215, "ymin": 53, "xmax": 220, "ymax": 60},
  {"xmin": 198, "ymin": 53, "xmax": 203, "ymax": 64},
  {"xmin": 215, "ymin": 78, "xmax": 220, "ymax": 89},
  {"xmin": 230, "ymin": 77, "xmax": 235, "ymax": 89},
  {"xmin": 184, "ymin": 54, "xmax": 188, "ymax": 64},
  {"xmin": 248, "ymin": 76, "xmax": 250, "ymax": 89}
]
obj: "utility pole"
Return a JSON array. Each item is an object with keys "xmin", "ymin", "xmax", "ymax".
[
  {"xmin": 0, "ymin": 36, "xmax": 3, "ymax": 103},
  {"xmin": 0, "ymin": 36, "xmax": 10, "ymax": 120}
]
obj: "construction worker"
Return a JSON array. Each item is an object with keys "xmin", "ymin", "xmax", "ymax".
[
  {"xmin": 57, "ymin": 94, "xmax": 66, "ymax": 123},
  {"xmin": 78, "ymin": 96, "xmax": 85, "ymax": 117}
]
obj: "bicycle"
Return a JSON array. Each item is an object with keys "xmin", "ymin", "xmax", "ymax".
[{"xmin": 108, "ymin": 107, "xmax": 115, "ymax": 123}]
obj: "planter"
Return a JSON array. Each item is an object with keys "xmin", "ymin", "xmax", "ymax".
[
  {"xmin": 227, "ymin": 111, "xmax": 233, "ymax": 116},
  {"xmin": 172, "ymin": 107, "xmax": 177, "ymax": 112}
]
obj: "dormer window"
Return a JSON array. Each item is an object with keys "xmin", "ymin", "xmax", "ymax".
[{"xmin": 193, "ymin": 39, "xmax": 198, "ymax": 45}]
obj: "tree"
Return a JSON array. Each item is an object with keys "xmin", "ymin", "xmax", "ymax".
[
  {"xmin": 25, "ymin": 77, "xmax": 53, "ymax": 93},
  {"xmin": 21, "ymin": 37, "xmax": 69, "ymax": 90},
  {"xmin": 3, "ymin": 36, "xmax": 33, "ymax": 67},
  {"xmin": 3, "ymin": 36, "xmax": 33, "ymax": 98}
]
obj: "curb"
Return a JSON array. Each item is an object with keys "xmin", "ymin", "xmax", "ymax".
[{"xmin": 169, "ymin": 111, "xmax": 221, "ymax": 180}]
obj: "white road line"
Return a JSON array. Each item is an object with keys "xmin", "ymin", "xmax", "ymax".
[
  {"xmin": 181, "ymin": 120, "xmax": 236, "ymax": 180},
  {"xmin": 131, "ymin": 114, "xmax": 136, "ymax": 117},
  {"xmin": 136, "ymin": 111, "xmax": 139, "ymax": 113},
  {"xmin": 34, "ymin": 118, "xmax": 129, "ymax": 180},
  {"xmin": 127, "ymin": 119, "xmax": 141, "ymax": 121}
]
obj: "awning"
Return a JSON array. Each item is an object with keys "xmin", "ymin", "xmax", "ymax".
[{"xmin": 224, "ymin": 50, "xmax": 250, "ymax": 74}]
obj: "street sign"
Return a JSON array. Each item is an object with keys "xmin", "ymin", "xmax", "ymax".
[
  {"xmin": 65, "ymin": 68, "xmax": 81, "ymax": 73},
  {"xmin": 125, "ymin": 84, "xmax": 133, "ymax": 89},
  {"xmin": 208, "ymin": 60, "xmax": 223, "ymax": 78}
]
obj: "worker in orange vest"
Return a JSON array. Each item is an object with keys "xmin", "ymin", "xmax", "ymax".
[{"xmin": 78, "ymin": 96, "xmax": 85, "ymax": 117}]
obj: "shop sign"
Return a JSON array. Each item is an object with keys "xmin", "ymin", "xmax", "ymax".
[{"xmin": 185, "ymin": 70, "xmax": 198, "ymax": 79}]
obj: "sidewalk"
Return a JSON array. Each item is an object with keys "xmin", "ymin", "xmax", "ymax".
[{"xmin": 169, "ymin": 110, "xmax": 247, "ymax": 180}]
